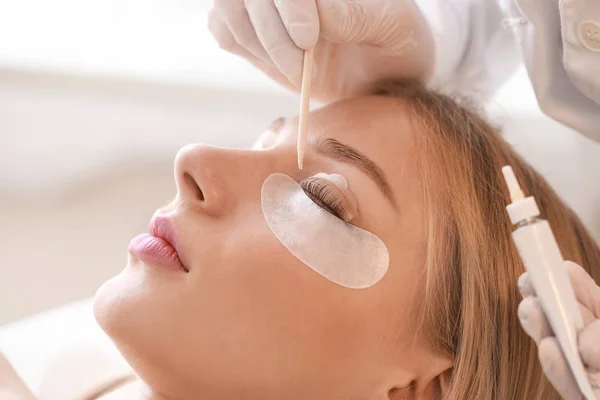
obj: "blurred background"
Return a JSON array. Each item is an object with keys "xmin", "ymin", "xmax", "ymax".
[{"xmin": 1, "ymin": 0, "xmax": 600, "ymax": 326}]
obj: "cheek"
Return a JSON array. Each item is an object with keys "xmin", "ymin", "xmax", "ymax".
[
  {"xmin": 200, "ymin": 213, "xmax": 330, "ymax": 318},
  {"xmin": 170, "ymin": 221, "xmax": 362, "ymax": 389},
  {"xmin": 201, "ymin": 227, "xmax": 390, "ymax": 377},
  {"xmin": 188, "ymin": 205, "xmax": 372, "ymax": 341}
]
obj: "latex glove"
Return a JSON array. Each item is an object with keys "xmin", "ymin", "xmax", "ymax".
[
  {"xmin": 518, "ymin": 261, "xmax": 600, "ymax": 399},
  {"xmin": 0, "ymin": 352, "xmax": 38, "ymax": 400},
  {"xmin": 207, "ymin": 0, "xmax": 435, "ymax": 103}
]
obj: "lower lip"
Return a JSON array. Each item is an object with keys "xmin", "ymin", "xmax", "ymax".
[{"xmin": 128, "ymin": 233, "xmax": 185, "ymax": 271}]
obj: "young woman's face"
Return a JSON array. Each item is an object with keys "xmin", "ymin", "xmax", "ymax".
[{"xmin": 94, "ymin": 96, "xmax": 442, "ymax": 399}]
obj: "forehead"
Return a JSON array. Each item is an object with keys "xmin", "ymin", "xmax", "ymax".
[
  {"xmin": 279, "ymin": 96, "xmax": 420, "ymax": 201},
  {"xmin": 308, "ymin": 95, "xmax": 414, "ymax": 161}
]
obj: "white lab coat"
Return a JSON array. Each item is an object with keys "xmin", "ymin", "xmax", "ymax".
[{"xmin": 416, "ymin": 0, "xmax": 600, "ymax": 142}]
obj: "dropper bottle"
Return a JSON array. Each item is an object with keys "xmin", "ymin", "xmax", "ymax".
[{"xmin": 502, "ymin": 165, "xmax": 595, "ymax": 400}]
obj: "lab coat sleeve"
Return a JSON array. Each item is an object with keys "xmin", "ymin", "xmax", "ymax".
[
  {"xmin": 514, "ymin": 0, "xmax": 600, "ymax": 142},
  {"xmin": 414, "ymin": 0, "xmax": 521, "ymax": 101}
]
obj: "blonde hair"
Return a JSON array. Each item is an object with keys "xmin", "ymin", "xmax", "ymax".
[{"xmin": 370, "ymin": 79, "xmax": 600, "ymax": 399}]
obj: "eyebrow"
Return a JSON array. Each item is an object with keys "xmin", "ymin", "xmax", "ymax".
[
  {"xmin": 314, "ymin": 138, "xmax": 397, "ymax": 209},
  {"xmin": 268, "ymin": 117, "xmax": 397, "ymax": 208}
]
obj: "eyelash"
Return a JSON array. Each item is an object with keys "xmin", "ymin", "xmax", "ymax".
[{"xmin": 301, "ymin": 178, "xmax": 348, "ymax": 220}]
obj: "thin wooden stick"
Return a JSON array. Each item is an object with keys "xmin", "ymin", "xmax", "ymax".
[{"xmin": 297, "ymin": 47, "xmax": 314, "ymax": 170}]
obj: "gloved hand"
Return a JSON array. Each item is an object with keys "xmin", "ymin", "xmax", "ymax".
[
  {"xmin": 207, "ymin": 0, "xmax": 435, "ymax": 103},
  {"xmin": 518, "ymin": 261, "xmax": 600, "ymax": 399}
]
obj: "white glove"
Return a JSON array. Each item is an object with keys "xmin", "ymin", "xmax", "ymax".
[
  {"xmin": 518, "ymin": 261, "xmax": 600, "ymax": 399},
  {"xmin": 207, "ymin": 0, "xmax": 435, "ymax": 103}
]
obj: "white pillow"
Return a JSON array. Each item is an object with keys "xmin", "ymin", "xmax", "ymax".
[{"xmin": 0, "ymin": 298, "xmax": 133, "ymax": 399}]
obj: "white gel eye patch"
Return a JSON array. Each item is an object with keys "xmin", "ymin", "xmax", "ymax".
[{"xmin": 261, "ymin": 173, "xmax": 390, "ymax": 289}]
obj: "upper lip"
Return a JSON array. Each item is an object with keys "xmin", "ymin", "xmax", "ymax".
[{"xmin": 149, "ymin": 214, "xmax": 189, "ymax": 272}]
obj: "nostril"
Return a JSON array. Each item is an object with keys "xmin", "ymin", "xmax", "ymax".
[{"xmin": 184, "ymin": 172, "xmax": 204, "ymax": 202}]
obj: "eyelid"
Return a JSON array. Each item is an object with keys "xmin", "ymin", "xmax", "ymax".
[
  {"xmin": 301, "ymin": 177, "xmax": 358, "ymax": 222},
  {"xmin": 313, "ymin": 174, "xmax": 359, "ymax": 217}
]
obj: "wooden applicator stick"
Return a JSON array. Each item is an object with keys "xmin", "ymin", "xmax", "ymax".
[{"xmin": 297, "ymin": 47, "xmax": 314, "ymax": 170}]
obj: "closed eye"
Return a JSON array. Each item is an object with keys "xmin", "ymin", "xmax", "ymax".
[{"xmin": 301, "ymin": 178, "xmax": 349, "ymax": 221}]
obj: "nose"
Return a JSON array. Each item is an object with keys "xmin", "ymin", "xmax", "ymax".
[{"xmin": 174, "ymin": 144, "xmax": 240, "ymax": 216}]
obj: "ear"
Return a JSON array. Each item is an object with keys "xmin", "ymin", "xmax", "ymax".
[
  {"xmin": 419, "ymin": 368, "xmax": 452, "ymax": 400},
  {"xmin": 388, "ymin": 358, "xmax": 452, "ymax": 400}
]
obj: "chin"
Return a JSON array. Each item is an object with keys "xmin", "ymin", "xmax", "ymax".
[
  {"xmin": 94, "ymin": 262, "xmax": 149, "ymax": 341},
  {"xmin": 94, "ymin": 269, "xmax": 136, "ymax": 341},
  {"xmin": 95, "ymin": 258, "xmax": 175, "ymax": 329},
  {"xmin": 93, "ymin": 265, "xmax": 203, "ymax": 398},
  {"xmin": 94, "ymin": 267, "xmax": 170, "ymax": 382}
]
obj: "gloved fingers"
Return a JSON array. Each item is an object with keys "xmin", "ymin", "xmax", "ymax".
[
  {"xmin": 208, "ymin": 7, "xmax": 263, "ymax": 63},
  {"xmin": 590, "ymin": 369, "xmax": 600, "ymax": 397},
  {"xmin": 317, "ymin": 0, "xmax": 415, "ymax": 46},
  {"xmin": 245, "ymin": 0, "xmax": 306, "ymax": 87},
  {"xmin": 518, "ymin": 296, "xmax": 596, "ymax": 344},
  {"xmin": 517, "ymin": 272, "xmax": 535, "ymax": 298},
  {"xmin": 273, "ymin": 0, "xmax": 319, "ymax": 49},
  {"xmin": 518, "ymin": 262, "xmax": 600, "ymax": 319},
  {"xmin": 317, "ymin": 0, "xmax": 372, "ymax": 43},
  {"xmin": 565, "ymin": 261, "xmax": 600, "ymax": 319},
  {"xmin": 580, "ymin": 320, "xmax": 600, "ymax": 371},
  {"xmin": 216, "ymin": 0, "xmax": 273, "ymax": 65},
  {"xmin": 538, "ymin": 337, "xmax": 583, "ymax": 400},
  {"xmin": 518, "ymin": 296, "xmax": 553, "ymax": 344}
]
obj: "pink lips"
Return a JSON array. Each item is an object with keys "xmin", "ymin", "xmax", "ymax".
[{"xmin": 128, "ymin": 215, "xmax": 188, "ymax": 272}]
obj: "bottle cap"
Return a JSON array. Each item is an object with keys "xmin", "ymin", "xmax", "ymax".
[
  {"xmin": 506, "ymin": 196, "xmax": 540, "ymax": 224},
  {"xmin": 502, "ymin": 166, "xmax": 541, "ymax": 224}
]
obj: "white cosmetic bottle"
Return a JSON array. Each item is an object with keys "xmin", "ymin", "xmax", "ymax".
[{"xmin": 502, "ymin": 166, "xmax": 594, "ymax": 400}]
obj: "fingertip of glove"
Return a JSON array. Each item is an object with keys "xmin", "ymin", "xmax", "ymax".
[
  {"xmin": 579, "ymin": 321, "xmax": 600, "ymax": 368},
  {"xmin": 274, "ymin": 0, "xmax": 319, "ymax": 48},
  {"xmin": 288, "ymin": 23, "xmax": 320, "ymax": 50},
  {"xmin": 287, "ymin": 57, "xmax": 318, "ymax": 88},
  {"xmin": 538, "ymin": 337, "xmax": 562, "ymax": 374},
  {"xmin": 518, "ymin": 272, "xmax": 534, "ymax": 297},
  {"xmin": 565, "ymin": 260, "xmax": 594, "ymax": 285}
]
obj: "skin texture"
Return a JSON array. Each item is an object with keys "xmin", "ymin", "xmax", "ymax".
[{"xmin": 93, "ymin": 96, "xmax": 452, "ymax": 400}]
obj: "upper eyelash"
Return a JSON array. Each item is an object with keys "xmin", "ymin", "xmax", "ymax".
[{"xmin": 300, "ymin": 178, "xmax": 348, "ymax": 220}]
